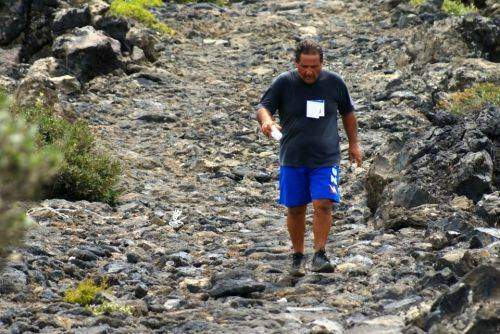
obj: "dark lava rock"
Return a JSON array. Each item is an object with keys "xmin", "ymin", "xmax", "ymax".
[
  {"xmin": 469, "ymin": 227, "xmax": 500, "ymax": 248},
  {"xmin": 477, "ymin": 106, "xmax": 500, "ymax": 138},
  {"xmin": 136, "ymin": 111, "xmax": 178, "ymax": 123},
  {"xmin": 454, "ymin": 151, "xmax": 493, "ymax": 202},
  {"xmin": 0, "ymin": 268, "xmax": 27, "ymax": 294},
  {"xmin": 459, "ymin": 14, "xmax": 500, "ymax": 62},
  {"xmin": 475, "ymin": 191, "xmax": 500, "ymax": 226},
  {"xmin": 126, "ymin": 252, "xmax": 140, "ymax": 264},
  {"xmin": 135, "ymin": 283, "xmax": 148, "ymax": 298},
  {"xmin": 70, "ymin": 248, "xmax": 99, "ymax": 262},
  {"xmin": 94, "ymin": 16, "xmax": 130, "ymax": 52},
  {"xmin": 392, "ymin": 182, "xmax": 437, "ymax": 208},
  {"xmin": 0, "ymin": 0, "xmax": 27, "ymax": 45},
  {"xmin": 208, "ymin": 269, "xmax": 266, "ymax": 298},
  {"xmin": 52, "ymin": 26, "xmax": 123, "ymax": 81},
  {"xmin": 208, "ymin": 278, "xmax": 266, "ymax": 298},
  {"xmin": 52, "ymin": 5, "xmax": 91, "ymax": 36},
  {"xmin": 74, "ymin": 325, "xmax": 111, "ymax": 334},
  {"xmin": 0, "ymin": 309, "xmax": 15, "ymax": 326},
  {"xmin": 366, "ymin": 156, "xmax": 396, "ymax": 213},
  {"xmin": 19, "ymin": 0, "xmax": 60, "ymax": 62},
  {"xmin": 167, "ymin": 252, "xmax": 192, "ymax": 267},
  {"xmin": 422, "ymin": 264, "xmax": 500, "ymax": 333}
]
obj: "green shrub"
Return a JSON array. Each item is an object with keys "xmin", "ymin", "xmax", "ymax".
[
  {"xmin": 438, "ymin": 82, "xmax": 500, "ymax": 115},
  {"xmin": 442, "ymin": 0, "xmax": 476, "ymax": 15},
  {"xmin": 19, "ymin": 105, "xmax": 121, "ymax": 205},
  {"xmin": 410, "ymin": 0, "xmax": 477, "ymax": 15},
  {"xmin": 110, "ymin": 0, "xmax": 174, "ymax": 34},
  {"xmin": 410, "ymin": 0, "xmax": 425, "ymax": 5},
  {"xmin": 0, "ymin": 89, "xmax": 61, "ymax": 271},
  {"xmin": 64, "ymin": 278, "xmax": 108, "ymax": 306}
]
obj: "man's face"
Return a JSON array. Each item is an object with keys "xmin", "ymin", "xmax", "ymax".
[{"xmin": 295, "ymin": 53, "xmax": 322, "ymax": 84}]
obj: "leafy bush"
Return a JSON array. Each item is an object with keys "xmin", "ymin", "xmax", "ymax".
[
  {"xmin": 0, "ymin": 90, "xmax": 61, "ymax": 271},
  {"xmin": 109, "ymin": 0, "xmax": 228, "ymax": 34},
  {"xmin": 19, "ymin": 105, "xmax": 121, "ymax": 205},
  {"xmin": 442, "ymin": 0, "xmax": 477, "ymax": 15},
  {"xmin": 110, "ymin": 0, "xmax": 174, "ymax": 34},
  {"xmin": 438, "ymin": 83, "xmax": 500, "ymax": 115},
  {"xmin": 64, "ymin": 278, "xmax": 108, "ymax": 306},
  {"xmin": 410, "ymin": 0, "xmax": 477, "ymax": 15}
]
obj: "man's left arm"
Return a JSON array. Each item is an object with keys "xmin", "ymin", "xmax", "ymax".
[{"xmin": 341, "ymin": 111, "xmax": 362, "ymax": 167}]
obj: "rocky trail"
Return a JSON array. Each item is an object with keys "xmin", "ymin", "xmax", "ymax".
[{"xmin": 0, "ymin": 0, "xmax": 499, "ymax": 333}]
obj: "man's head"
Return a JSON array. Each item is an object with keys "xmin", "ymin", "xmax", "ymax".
[{"xmin": 294, "ymin": 40, "xmax": 323, "ymax": 85}]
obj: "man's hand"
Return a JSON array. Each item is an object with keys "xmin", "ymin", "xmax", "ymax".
[
  {"xmin": 257, "ymin": 107, "xmax": 280, "ymax": 138},
  {"xmin": 260, "ymin": 120, "xmax": 281, "ymax": 138},
  {"xmin": 349, "ymin": 142, "xmax": 362, "ymax": 167}
]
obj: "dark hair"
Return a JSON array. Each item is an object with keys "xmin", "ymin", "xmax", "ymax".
[{"xmin": 294, "ymin": 40, "xmax": 323, "ymax": 63}]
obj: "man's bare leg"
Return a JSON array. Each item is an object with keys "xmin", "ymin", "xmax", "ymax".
[
  {"xmin": 287, "ymin": 205, "xmax": 307, "ymax": 253},
  {"xmin": 312, "ymin": 199, "xmax": 333, "ymax": 251}
]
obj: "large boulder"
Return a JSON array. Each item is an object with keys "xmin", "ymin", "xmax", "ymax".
[
  {"xmin": 19, "ymin": 0, "xmax": 60, "ymax": 62},
  {"xmin": 52, "ymin": 4, "xmax": 91, "ymax": 36},
  {"xmin": 392, "ymin": 182, "xmax": 438, "ymax": 209},
  {"xmin": 459, "ymin": 14, "xmax": 500, "ymax": 62},
  {"xmin": 475, "ymin": 191, "xmax": 500, "ymax": 226},
  {"xmin": 406, "ymin": 17, "xmax": 471, "ymax": 65},
  {"xmin": 14, "ymin": 57, "xmax": 78, "ymax": 121},
  {"xmin": 453, "ymin": 151, "xmax": 494, "ymax": 202},
  {"xmin": 52, "ymin": 26, "xmax": 123, "ymax": 81},
  {"xmin": 366, "ymin": 156, "xmax": 397, "ymax": 213},
  {"xmin": 94, "ymin": 16, "xmax": 131, "ymax": 52},
  {"xmin": 0, "ymin": 0, "xmax": 27, "ymax": 45},
  {"xmin": 126, "ymin": 26, "xmax": 161, "ymax": 62}
]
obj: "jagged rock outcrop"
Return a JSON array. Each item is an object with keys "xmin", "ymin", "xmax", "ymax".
[
  {"xmin": 420, "ymin": 264, "xmax": 500, "ymax": 333},
  {"xmin": 52, "ymin": 26, "xmax": 123, "ymax": 81},
  {"xmin": 0, "ymin": 0, "xmax": 27, "ymax": 46}
]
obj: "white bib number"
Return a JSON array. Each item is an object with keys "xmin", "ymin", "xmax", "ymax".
[{"xmin": 306, "ymin": 100, "xmax": 325, "ymax": 119}]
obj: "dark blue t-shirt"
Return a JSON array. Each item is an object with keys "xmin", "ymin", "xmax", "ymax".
[{"xmin": 257, "ymin": 69, "xmax": 355, "ymax": 167}]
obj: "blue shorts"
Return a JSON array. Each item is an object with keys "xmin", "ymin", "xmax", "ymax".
[{"xmin": 278, "ymin": 166, "xmax": 341, "ymax": 207}]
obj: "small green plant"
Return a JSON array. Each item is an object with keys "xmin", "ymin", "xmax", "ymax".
[
  {"xmin": 438, "ymin": 83, "xmax": 500, "ymax": 115},
  {"xmin": 410, "ymin": 0, "xmax": 477, "ymax": 15},
  {"xmin": 90, "ymin": 302, "xmax": 133, "ymax": 316},
  {"xmin": 64, "ymin": 278, "xmax": 108, "ymax": 306},
  {"xmin": 19, "ymin": 104, "xmax": 121, "ymax": 205},
  {"xmin": 442, "ymin": 0, "xmax": 476, "ymax": 15},
  {"xmin": 110, "ymin": 0, "xmax": 174, "ymax": 34}
]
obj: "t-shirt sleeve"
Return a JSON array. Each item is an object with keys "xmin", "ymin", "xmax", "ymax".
[
  {"xmin": 256, "ymin": 75, "xmax": 284, "ymax": 116},
  {"xmin": 337, "ymin": 77, "xmax": 355, "ymax": 115}
]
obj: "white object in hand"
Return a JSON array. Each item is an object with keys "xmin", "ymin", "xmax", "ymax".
[{"xmin": 271, "ymin": 125, "xmax": 282, "ymax": 141}]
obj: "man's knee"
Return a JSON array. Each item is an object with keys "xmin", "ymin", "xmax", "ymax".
[
  {"xmin": 288, "ymin": 205, "xmax": 307, "ymax": 218},
  {"xmin": 313, "ymin": 200, "xmax": 333, "ymax": 214}
]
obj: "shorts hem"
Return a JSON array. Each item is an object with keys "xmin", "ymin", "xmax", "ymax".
[
  {"xmin": 278, "ymin": 199, "xmax": 311, "ymax": 208},
  {"xmin": 311, "ymin": 196, "xmax": 341, "ymax": 204}
]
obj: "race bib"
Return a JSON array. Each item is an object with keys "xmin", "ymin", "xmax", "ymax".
[{"xmin": 306, "ymin": 100, "xmax": 325, "ymax": 119}]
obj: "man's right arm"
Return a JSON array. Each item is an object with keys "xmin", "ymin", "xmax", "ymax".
[
  {"xmin": 256, "ymin": 107, "xmax": 280, "ymax": 138},
  {"xmin": 256, "ymin": 74, "xmax": 284, "ymax": 137}
]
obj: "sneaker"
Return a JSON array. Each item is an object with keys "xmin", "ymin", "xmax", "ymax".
[
  {"xmin": 311, "ymin": 249, "xmax": 334, "ymax": 273},
  {"xmin": 290, "ymin": 252, "xmax": 306, "ymax": 277}
]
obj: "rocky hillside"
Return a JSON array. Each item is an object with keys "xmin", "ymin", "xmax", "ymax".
[{"xmin": 0, "ymin": 0, "xmax": 499, "ymax": 333}]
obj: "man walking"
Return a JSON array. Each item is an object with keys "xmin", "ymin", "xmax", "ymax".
[{"xmin": 256, "ymin": 40, "xmax": 362, "ymax": 276}]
